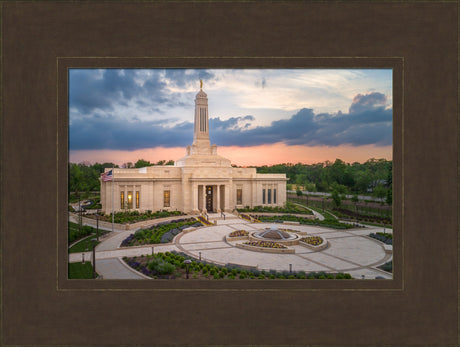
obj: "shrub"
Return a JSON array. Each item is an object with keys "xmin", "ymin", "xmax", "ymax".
[
  {"xmin": 269, "ymin": 274, "xmax": 276, "ymax": 279},
  {"xmin": 258, "ymin": 274, "xmax": 265, "ymax": 279},
  {"xmin": 327, "ymin": 274, "xmax": 335, "ymax": 279},
  {"xmin": 318, "ymin": 275, "xmax": 326, "ymax": 279},
  {"xmin": 147, "ymin": 258, "xmax": 175, "ymax": 275},
  {"xmin": 239, "ymin": 273, "xmax": 247, "ymax": 279},
  {"xmin": 335, "ymin": 274, "xmax": 345, "ymax": 279},
  {"xmin": 288, "ymin": 275, "xmax": 296, "ymax": 279}
]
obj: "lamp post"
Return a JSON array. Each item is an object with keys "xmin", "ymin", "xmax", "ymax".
[
  {"xmin": 199, "ymin": 252, "xmax": 202, "ymax": 261},
  {"xmin": 96, "ymin": 210, "xmax": 100, "ymax": 241},
  {"xmin": 184, "ymin": 259, "xmax": 192, "ymax": 279},
  {"xmin": 91, "ymin": 238, "xmax": 97, "ymax": 279}
]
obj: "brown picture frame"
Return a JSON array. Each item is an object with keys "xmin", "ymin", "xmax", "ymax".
[{"xmin": 1, "ymin": 2, "xmax": 457, "ymax": 345}]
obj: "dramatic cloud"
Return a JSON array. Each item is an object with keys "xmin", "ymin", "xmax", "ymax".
[
  {"xmin": 69, "ymin": 69, "xmax": 216, "ymax": 117},
  {"xmin": 69, "ymin": 91, "xmax": 392, "ymax": 150}
]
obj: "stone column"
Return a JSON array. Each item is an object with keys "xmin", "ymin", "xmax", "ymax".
[
  {"xmin": 202, "ymin": 185, "xmax": 207, "ymax": 212},
  {"xmin": 216, "ymin": 185, "xmax": 221, "ymax": 212},
  {"xmin": 192, "ymin": 184, "xmax": 198, "ymax": 212},
  {"xmin": 224, "ymin": 184, "xmax": 230, "ymax": 211}
]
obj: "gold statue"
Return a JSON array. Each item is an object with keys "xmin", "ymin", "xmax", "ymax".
[{"xmin": 200, "ymin": 79, "xmax": 203, "ymax": 90}]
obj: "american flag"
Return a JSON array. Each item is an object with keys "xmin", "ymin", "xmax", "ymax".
[{"xmin": 101, "ymin": 170, "xmax": 113, "ymax": 182}]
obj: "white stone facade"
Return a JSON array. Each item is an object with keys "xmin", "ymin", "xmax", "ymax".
[{"xmin": 101, "ymin": 85, "xmax": 287, "ymax": 214}]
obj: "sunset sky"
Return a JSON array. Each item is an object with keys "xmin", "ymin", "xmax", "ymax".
[{"xmin": 69, "ymin": 68, "xmax": 392, "ymax": 166}]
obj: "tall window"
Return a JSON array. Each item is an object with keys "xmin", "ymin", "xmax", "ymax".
[
  {"xmin": 268, "ymin": 189, "xmax": 272, "ymax": 204},
  {"xmin": 236, "ymin": 189, "xmax": 242, "ymax": 205},
  {"xmin": 274, "ymin": 189, "xmax": 277, "ymax": 204},
  {"xmin": 127, "ymin": 191, "xmax": 133, "ymax": 209},
  {"xmin": 262, "ymin": 189, "xmax": 266, "ymax": 204},
  {"xmin": 136, "ymin": 191, "xmax": 140, "ymax": 208},
  {"xmin": 120, "ymin": 191, "xmax": 124, "ymax": 209},
  {"xmin": 200, "ymin": 108, "xmax": 207, "ymax": 132},
  {"xmin": 164, "ymin": 190, "xmax": 170, "ymax": 207}
]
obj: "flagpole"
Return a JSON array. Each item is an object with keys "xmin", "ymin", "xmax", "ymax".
[{"xmin": 111, "ymin": 166, "xmax": 114, "ymax": 233}]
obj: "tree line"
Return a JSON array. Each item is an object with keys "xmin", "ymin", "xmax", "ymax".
[
  {"xmin": 256, "ymin": 158, "xmax": 392, "ymax": 202},
  {"xmin": 69, "ymin": 159, "xmax": 174, "ymax": 195},
  {"xmin": 69, "ymin": 157, "xmax": 392, "ymax": 204}
]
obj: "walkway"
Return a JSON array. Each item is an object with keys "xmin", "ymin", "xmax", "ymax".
[{"xmin": 69, "ymin": 212, "xmax": 393, "ymax": 280}]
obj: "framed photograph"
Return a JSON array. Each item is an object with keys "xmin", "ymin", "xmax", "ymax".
[
  {"xmin": 67, "ymin": 67, "xmax": 395, "ymax": 283},
  {"xmin": 2, "ymin": 2, "xmax": 457, "ymax": 345}
]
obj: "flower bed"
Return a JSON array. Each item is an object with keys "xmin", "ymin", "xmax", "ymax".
[
  {"xmin": 196, "ymin": 216, "xmax": 213, "ymax": 226},
  {"xmin": 299, "ymin": 235, "xmax": 328, "ymax": 251},
  {"xmin": 239, "ymin": 213, "xmax": 252, "ymax": 222},
  {"xmin": 300, "ymin": 236, "xmax": 323, "ymax": 246},
  {"xmin": 229, "ymin": 230, "xmax": 249, "ymax": 237},
  {"xmin": 244, "ymin": 241, "xmax": 286, "ymax": 248}
]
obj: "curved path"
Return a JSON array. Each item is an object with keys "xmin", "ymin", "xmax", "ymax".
[{"xmin": 70, "ymin": 213, "xmax": 392, "ymax": 280}]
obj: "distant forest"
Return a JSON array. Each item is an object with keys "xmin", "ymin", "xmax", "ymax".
[{"xmin": 69, "ymin": 158, "xmax": 392, "ymax": 203}]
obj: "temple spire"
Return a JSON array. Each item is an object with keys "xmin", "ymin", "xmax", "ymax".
[{"xmin": 192, "ymin": 84, "xmax": 210, "ymax": 151}]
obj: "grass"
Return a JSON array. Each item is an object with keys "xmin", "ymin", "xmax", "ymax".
[
  {"xmin": 237, "ymin": 201, "xmax": 313, "ymax": 215},
  {"xmin": 68, "ymin": 262, "xmax": 98, "ymax": 279},
  {"xmin": 296, "ymin": 203, "xmax": 338, "ymax": 220},
  {"xmin": 69, "ymin": 234, "xmax": 101, "ymax": 253}
]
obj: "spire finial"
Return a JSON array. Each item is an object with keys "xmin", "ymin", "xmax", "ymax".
[{"xmin": 200, "ymin": 79, "xmax": 203, "ymax": 90}]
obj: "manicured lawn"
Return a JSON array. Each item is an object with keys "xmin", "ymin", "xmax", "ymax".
[
  {"xmin": 68, "ymin": 262, "xmax": 98, "ymax": 279},
  {"xmin": 237, "ymin": 201, "xmax": 313, "ymax": 215},
  {"xmin": 69, "ymin": 234, "xmax": 101, "ymax": 253}
]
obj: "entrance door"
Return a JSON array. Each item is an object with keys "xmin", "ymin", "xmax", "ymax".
[{"xmin": 206, "ymin": 185, "xmax": 213, "ymax": 212}]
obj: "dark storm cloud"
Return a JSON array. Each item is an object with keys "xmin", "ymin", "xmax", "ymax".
[
  {"xmin": 208, "ymin": 92, "xmax": 392, "ymax": 147},
  {"xmin": 69, "ymin": 116, "xmax": 193, "ymax": 150},
  {"xmin": 69, "ymin": 69, "xmax": 215, "ymax": 115},
  {"xmin": 69, "ymin": 91, "xmax": 392, "ymax": 150}
]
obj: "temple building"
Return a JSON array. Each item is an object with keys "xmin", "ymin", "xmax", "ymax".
[{"xmin": 100, "ymin": 83, "xmax": 287, "ymax": 214}]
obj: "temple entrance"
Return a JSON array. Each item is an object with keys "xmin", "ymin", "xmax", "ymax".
[{"xmin": 206, "ymin": 185, "xmax": 213, "ymax": 212}]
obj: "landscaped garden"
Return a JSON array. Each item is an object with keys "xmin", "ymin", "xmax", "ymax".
[
  {"xmin": 120, "ymin": 218, "xmax": 201, "ymax": 247},
  {"xmin": 92, "ymin": 209, "xmax": 185, "ymax": 224},
  {"xmin": 237, "ymin": 202, "xmax": 313, "ymax": 215},
  {"xmin": 369, "ymin": 232, "xmax": 392, "ymax": 245},
  {"xmin": 253, "ymin": 214, "xmax": 355, "ymax": 229},
  {"xmin": 68, "ymin": 221, "xmax": 109, "ymax": 248},
  {"xmin": 122, "ymin": 251, "xmax": 353, "ymax": 279},
  {"xmin": 332, "ymin": 208, "xmax": 392, "ymax": 226}
]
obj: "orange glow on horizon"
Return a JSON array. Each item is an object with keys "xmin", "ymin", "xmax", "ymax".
[{"xmin": 70, "ymin": 143, "xmax": 392, "ymax": 166}]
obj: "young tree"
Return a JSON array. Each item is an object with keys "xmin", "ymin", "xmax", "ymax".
[
  {"xmin": 331, "ymin": 190, "xmax": 341, "ymax": 208},
  {"xmin": 296, "ymin": 187, "xmax": 303, "ymax": 198},
  {"xmin": 351, "ymin": 194, "xmax": 359, "ymax": 211}
]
